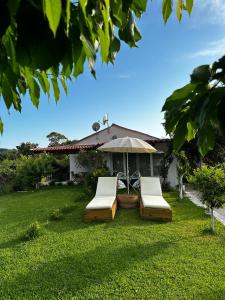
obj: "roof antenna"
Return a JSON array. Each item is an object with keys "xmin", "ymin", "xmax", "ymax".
[
  {"xmin": 91, "ymin": 113, "xmax": 110, "ymax": 141},
  {"xmin": 103, "ymin": 113, "xmax": 110, "ymax": 132}
]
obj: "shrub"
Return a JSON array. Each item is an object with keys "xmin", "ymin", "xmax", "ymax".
[
  {"xmin": 84, "ymin": 167, "xmax": 110, "ymax": 194},
  {"xmin": 67, "ymin": 180, "xmax": 74, "ymax": 186},
  {"xmin": 51, "ymin": 157, "xmax": 69, "ymax": 181},
  {"xmin": 188, "ymin": 164, "xmax": 225, "ymax": 233},
  {"xmin": 0, "ymin": 159, "xmax": 18, "ymax": 194},
  {"xmin": 24, "ymin": 221, "xmax": 41, "ymax": 241},
  {"xmin": 161, "ymin": 181, "xmax": 174, "ymax": 192},
  {"xmin": 77, "ymin": 150, "xmax": 107, "ymax": 171},
  {"xmin": 49, "ymin": 209, "xmax": 63, "ymax": 221},
  {"xmin": 14, "ymin": 155, "xmax": 55, "ymax": 191}
]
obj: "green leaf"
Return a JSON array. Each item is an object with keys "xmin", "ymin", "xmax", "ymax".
[
  {"xmin": 176, "ymin": 0, "xmax": 183, "ymax": 22},
  {"xmin": 162, "ymin": 83, "xmax": 195, "ymax": 111},
  {"xmin": 187, "ymin": 121, "xmax": 196, "ymax": 141},
  {"xmin": 80, "ymin": 34, "xmax": 96, "ymax": 60},
  {"xmin": 162, "ymin": 0, "xmax": 173, "ymax": 23},
  {"xmin": 41, "ymin": 72, "xmax": 50, "ymax": 98},
  {"xmin": 3, "ymin": 29, "xmax": 17, "ymax": 72},
  {"xmin": 30, "ymin": 79, "xmax": 40, "ymax": 108},
  {"xmin": 98, "ymin": 0, "xmax": 110, "ymax": 63},
  {"xmin": 198, "ymin": 124, "xmax": 215, "ymax": 156},
  {"xmin": 43, "ymin": 0, "xmax": 62, "ymax": 36},
  {"xmin": 12, "ymin": 90, "xmax": 21, "ymax": 112},
  {"xmin": 73, "ymin": 47, "xmax": 86, "ymax": 78},
  {"xmin": 24, "ymin": 68, "xmax": 40, "ymax": 108},
  {"xmin": 131, "ymin": 0, "xmax": 147, "ymax": 17},
  {"xmin": 109, "ymin": 37, "xmax": 120, "ymax": 61},
  {"xmin": 191, "ymin": 65, "xmax": 211, "ymax": 84},
  {"xmin": 186, "ymin": 0, "xmax": 193, "ymax": 14},
  {"xmin": 110, "ymin": 0, "xmax": 123, "ymax": 27},
  {"xmin": 0, "ymin": 118, "xmax": 4, "ymax": 134},
  {"xmin": 60, "ymin": 77, "xmax": 68, "ymax": 95},
  {"xmin": 2, "ymin": 77, "xmax": 13, "ymax": 109},
  {"xmin": 66, "ymin": 0, "xmax": 71, "ymax": 35},
  {"xmin": 173, "ymin": 118, "xmax": 188, "ymax": 151},
  {"xmin": 51, "ymin": 78, "xmax": 60, "ymax": 102},
  {"xmin": 134, "ymin": 23, "xmax": 142, "ymax": 42},
  {"xmin": 98, "ymin": 27, "xmax": 110, "ymax": 63}
]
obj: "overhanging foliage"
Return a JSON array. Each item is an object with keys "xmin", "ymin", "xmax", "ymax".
[
  {"xmin": 0, "ymin": 0, "xmax": 193, "ymax": 132},
  {"xmin": 163, "ymin": 56, "xmax": 225, "ymax": 156}
]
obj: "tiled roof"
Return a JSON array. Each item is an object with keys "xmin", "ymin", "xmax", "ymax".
[{"xmin": 32, "ymin": 139, "xmax": 170, "ymax": 154}]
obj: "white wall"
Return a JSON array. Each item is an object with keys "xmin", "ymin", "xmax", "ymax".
[
  {"xmin": 167, "ymin": 157, "xmax": 178, "ymax": 187},
  {"xmin": 69, "ymin": 154, "xmax": 87, "ymax": 180}
]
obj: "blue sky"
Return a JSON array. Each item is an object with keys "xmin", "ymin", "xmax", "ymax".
[{"xmin": 1, "ymin": 0, "xmax": 225, "ymax": 148}]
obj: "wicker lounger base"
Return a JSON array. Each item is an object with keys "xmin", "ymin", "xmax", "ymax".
[
  {"xmin": 84, "ymin": 200, "xmax": 117, "ymax": 222},
  {"xmin": 140, "ymin": 200, "xmax": 172, "ymax": 222}
]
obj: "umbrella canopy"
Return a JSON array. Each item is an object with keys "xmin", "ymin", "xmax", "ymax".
[
  {"xmin": 98, "ymin": 136, "xmax": 157, "ymax": 154},
  {"xmin": 98, "ymin": 137, "xmax": 157, "ymax": 194}
]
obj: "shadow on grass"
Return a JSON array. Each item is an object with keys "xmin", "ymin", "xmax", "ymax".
[
  {"xmin": 0, "ymin": 241, "xmax": 171, "ymax": 298},
  {"xmin": 201, "ymin": 227, "xmax": 213, "ymax": 236},
  {"xmin": 0, "ymin": 236, "xmax": 25, "ymax": 249}
]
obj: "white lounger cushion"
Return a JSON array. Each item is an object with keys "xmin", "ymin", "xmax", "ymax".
[
  {"xmin": 140, "ymin": 177, "xmax": 171, "ymax": 209},
  {"xmin": 96, "ymin": 177, "xmax": 117, "ymax": 196},
  {"xmin": 86, "ymin": 177, "xmax": 117, "ymax": 210},
  {"xmin": 86, "ymin": 196, "xmax": 116, "ymax": 209},
  {"xmin": 141, "ymin": 195, "xmax": 171, "ymax": 209},
  {"xmin": 140, "ymin": 177, "xmax": 162, "ymax": 196}
]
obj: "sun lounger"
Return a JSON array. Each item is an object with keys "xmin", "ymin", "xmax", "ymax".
[
  {"xmin": 140, "ymin": 177, "xmax": 172, "ymax": 221},
  {"xmin": 84, "ymin": 177, "xmax": 117, "ymax": 222}
]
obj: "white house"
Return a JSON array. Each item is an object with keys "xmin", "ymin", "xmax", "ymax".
[{"xmin": 33, "ymin": 123, "xmax": 178, "ymax": 187}]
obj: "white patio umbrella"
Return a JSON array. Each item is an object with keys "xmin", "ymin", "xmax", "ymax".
[{"xmin": 98, "ymin": 137, "xmax": 157, "ymax": 194}]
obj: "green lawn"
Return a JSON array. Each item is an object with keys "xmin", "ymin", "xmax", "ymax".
[{"xmin": 0, "ymin": 186, "xmax": 224, "ymax": 300}]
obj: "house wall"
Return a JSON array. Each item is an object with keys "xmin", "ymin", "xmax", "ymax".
[
  {"xmin": 167, "ymin": 157, "xmax": 178, "ymax": 187},
  {"xmin": 69, "ymin": 151, "xmax": 178, "ymax": 187},
  {"xmin": 69, "ymin": 125, "xmax": 178, "ymax": 187},
  {"xmin": 77, "ymin": 125, "xmax": 157, "ymax": 145}
]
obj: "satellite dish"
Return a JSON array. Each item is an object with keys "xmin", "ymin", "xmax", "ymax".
[
  {"xmin": 103, "ymin": 113, "xmax": 109, "ymax": 125},
  {"xmin": 92, "ymin": 122, "xmax": 100, "ymax": 132}
]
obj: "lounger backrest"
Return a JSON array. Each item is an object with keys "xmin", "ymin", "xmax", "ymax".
[
  {"xmin": 140, "ymin": 177, "xmax": 162, "ymax": 196},
  {"xmin": 95, "ymin": 177, "xmax": 117, "ymax": 196}
]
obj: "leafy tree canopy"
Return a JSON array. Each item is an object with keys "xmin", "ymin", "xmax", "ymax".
[
  {"xmin": 16, "ymin": 142, "xmax": 38, "ymax": 156},
  {"xmin": 0, "ymin": 0, "xmax": 193, "ymax": 132},
  {"xmin": 46, "ymin": 131, "xmax": 70, "ymax": 147},
  {"xmin": 163, "ymin": 56, "xmax": 225, "ymax": 156}
]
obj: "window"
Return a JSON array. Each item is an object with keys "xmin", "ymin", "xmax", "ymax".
[
  {"xmin": 112, "ymin": 153, "xmax": 124, "ymax": 174},
  {"xmin": 139, "ymin": 154, "xmax": 151, "ymax": 176},
  {"xmin": 153, "ymin": 153, "xmax": 164, "ymax": 176}
]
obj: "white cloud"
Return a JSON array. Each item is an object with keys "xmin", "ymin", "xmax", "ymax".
[
  {"xmin": 190, "ymin": 38, "xmax": 225, "ymax": 58},
  {"xmin": 194, "ymin": 0, "xmax": 225, "ymax": 26}
]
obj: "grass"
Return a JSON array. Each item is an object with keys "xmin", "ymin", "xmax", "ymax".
[{"xmin": 0, "ymin": 186, "xmax": 225, "ymax": 300}]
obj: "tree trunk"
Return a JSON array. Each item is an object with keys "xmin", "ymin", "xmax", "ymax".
[
  {"xmin": 211, "ymin": 208, "xmax": 215, "ymax": 234},
  {"xmin": 179, "ymin": 174, "xmax": 184, "ymax": 199}
]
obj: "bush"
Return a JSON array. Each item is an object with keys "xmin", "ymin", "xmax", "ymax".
[
  {"xmin": 49, "ymin": 209, "xmax": 63, "ymax": 221},
  {"xmin": 84, "ymin": 167, "xmax": 110, "ymax": 194},
  {"xmin": 24, "ymin": 221, "xmax": 41, "ymax": 241},
  {"xmin": 161, "ymin": 181, "xmax": 174, "ymax": 192},
  {"xmin": 51, "ymin": 157, "xmax": 69, "ymax": 181},
  {"xmin": 77, "ymin": 150, "xmax": 107, "ymax": 171},
  {"xmin": 0, "ymin": 159, "xmax": 18, "ymax": 194},
  {"xmin": 14, "ymin": 155, "xmax": 55, "ymax": 191},
  {"xmin": 188, "ymin": 164, "xmax": 225, "ymax": 233}
]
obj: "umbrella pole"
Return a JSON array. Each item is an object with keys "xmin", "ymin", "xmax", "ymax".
[{"xmin": 127, "ymin": 152, "xmax": 129, "ymax": 194}]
